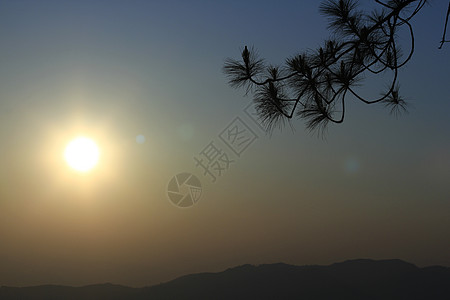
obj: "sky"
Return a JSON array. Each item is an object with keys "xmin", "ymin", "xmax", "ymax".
[{"xmin": 0, "ymin": 0, "xmax": 449, "ymax": 287}]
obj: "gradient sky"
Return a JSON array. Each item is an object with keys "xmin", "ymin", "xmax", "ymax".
[{"xmin": 0, "ymin": 0, "xmax": 449, "ymax": 287}]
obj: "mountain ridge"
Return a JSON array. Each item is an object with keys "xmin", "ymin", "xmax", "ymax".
[{"xmin": 2, "ymin": 259, "xmax": 450, "ymax": 299}]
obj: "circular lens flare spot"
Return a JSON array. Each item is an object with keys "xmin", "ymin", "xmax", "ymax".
[{"xmin": 64, "ymin": 137, "xmax": 100, "ymax": 172}]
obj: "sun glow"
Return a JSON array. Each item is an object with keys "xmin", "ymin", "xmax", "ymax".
[{"xmin": 64, "ymin": 137, "xmax": 100, "ymax": 172}]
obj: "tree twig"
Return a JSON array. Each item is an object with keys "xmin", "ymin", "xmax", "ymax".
[{"xmin": 439, "ymin": 1, "xmax": 450, "ymax": 49}]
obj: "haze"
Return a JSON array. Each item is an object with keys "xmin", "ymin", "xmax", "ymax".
[{"xmin": 0, "ymin": 0, "xmax": 449, "ymax": 287}]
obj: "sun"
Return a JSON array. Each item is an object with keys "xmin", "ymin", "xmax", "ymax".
[{"xmin": 64, "ymin": 137, "xmax": 100, "ymax": 172}]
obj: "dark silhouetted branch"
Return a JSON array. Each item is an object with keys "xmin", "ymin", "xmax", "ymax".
[
  {"xmin": 224, "ymin": 0, "xmax": 430, "ymax": 134},
  {"xmin": 439, "ymin": 1, "xmax": 450, "ymax": 49}
]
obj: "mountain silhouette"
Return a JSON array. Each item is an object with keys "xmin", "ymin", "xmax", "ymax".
[{"xmin": 1, "ymin": 259, "xmax": 449, "ymax": 299}]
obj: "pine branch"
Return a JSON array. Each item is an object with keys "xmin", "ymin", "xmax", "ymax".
[{"xmin": 224, "ymin": 0, "xmax": 428, "ymax": 133}]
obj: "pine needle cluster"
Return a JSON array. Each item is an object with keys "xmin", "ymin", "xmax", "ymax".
[{"xmin": 224, "ymin": 0, "xmax": 429, "ymax": 133}]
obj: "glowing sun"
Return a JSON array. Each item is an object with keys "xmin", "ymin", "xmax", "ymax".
[{"xmin": 64, "ymin": 137, "xmax": 100, "ymax": 172}]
